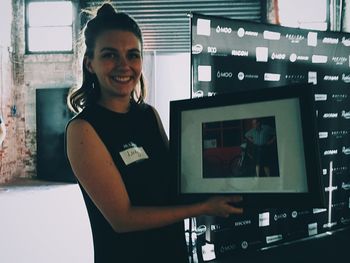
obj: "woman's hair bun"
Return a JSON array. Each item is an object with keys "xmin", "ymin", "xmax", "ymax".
[{"xmin": 96, "ymin": 3, "xmax": 116, "ymax": 17}]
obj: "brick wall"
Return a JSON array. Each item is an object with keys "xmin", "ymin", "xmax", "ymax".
[
  {"xmin": 0, "ymin": 0, "xmax": 25, "ymax": 184},
  {"xmin": 0, "ymin": 0, "xmax": 80, "ymax": 184}
]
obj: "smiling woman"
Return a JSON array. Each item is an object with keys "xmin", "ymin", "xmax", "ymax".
[{"xmin": 65, "ymin": 3, "xmax": 243, "ymax": 263}]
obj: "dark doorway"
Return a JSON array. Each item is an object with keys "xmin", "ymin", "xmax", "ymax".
[{"xmin": 36, "ymin": 88, "xmax": 75, "ymax": 182}]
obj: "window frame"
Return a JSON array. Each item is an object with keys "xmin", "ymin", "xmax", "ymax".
[
  {"xmin": 277, "ymin": 0, "xmax": 330, "ymax": 31},
  {"xmin": 25, "ymin": 0, "xmax": 76, "ymax": 54}
]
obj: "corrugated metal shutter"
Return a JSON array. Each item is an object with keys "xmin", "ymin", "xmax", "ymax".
[{"xmin": 83, "ymin": 0, "xmax": 262, "ymax": 52}]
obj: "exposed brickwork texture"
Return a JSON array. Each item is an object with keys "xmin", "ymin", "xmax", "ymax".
[
  {"xmin": 0, "ymin": 0, "xmax": 25, "ymax": 184},
  {"xmin": 0, "ymin": 0, "xmax": 79, "ymax": 184}
]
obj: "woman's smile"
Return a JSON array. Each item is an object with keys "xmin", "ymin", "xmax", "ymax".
[{"xmin": 111, "ymin": 75, "xmax": 133, "ymax": 83}]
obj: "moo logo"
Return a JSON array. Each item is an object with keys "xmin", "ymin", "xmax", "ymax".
[
  {"xmin": 217, "ymin": 71, "xmax": 233, "ymax": 78},
  {"xmin": 216, "ymin": 25, "xmax": 232, "ymax": 34}
]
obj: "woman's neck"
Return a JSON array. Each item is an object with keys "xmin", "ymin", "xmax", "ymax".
[{"xmin": 97, "ymin": 97, "xmax": 131, "ymax": 113}]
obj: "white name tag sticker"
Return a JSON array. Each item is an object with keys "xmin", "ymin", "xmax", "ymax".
[{"xmin": 119, "ymin": 146, "xmax": 149, "ymax": 166}]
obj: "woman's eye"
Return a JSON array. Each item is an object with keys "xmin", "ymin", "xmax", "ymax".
[
  {"xmin": 102, "ymin": 53, "xmax": 116, "ymax": 59},
  {"xmin": 128, "ymin": 53, "xmax": 141, "ymax": 59}
]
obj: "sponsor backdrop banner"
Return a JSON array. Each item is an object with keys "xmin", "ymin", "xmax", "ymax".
[{"xmin": 188, "ymin": 13, "xmax": 350, "ymax": 262}]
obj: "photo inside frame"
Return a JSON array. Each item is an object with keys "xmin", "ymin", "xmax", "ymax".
[
  {"xmin": 202, "ymin": 116, "xmax": 279, "ymax": 178},
  {"xmin": 179, "ymin": 96, "xmax": 307, "ymax": 194}
]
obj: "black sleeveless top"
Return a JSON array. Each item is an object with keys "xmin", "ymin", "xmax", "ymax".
[{"xmin": 69, "ymin": 102, "xmax": 188, "ymax": 263}]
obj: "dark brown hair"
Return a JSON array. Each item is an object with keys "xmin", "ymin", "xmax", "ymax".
[{"xmin": 67, "ymin": 3, "xmax": 146, "ymax": 113}]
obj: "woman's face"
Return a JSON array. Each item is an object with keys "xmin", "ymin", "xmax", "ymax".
[{"xmin": 85, "ymin": 30, "xmax": 142, "ymax": 101}]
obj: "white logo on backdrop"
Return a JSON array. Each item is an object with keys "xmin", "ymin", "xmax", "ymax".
[
  {"xmin": 341, "ymin": 146, "xmax": 350, "ymax": 155},
  {"xmin": 323, "ymin": 75, "xmax": 339, "ymax": 81},
  {"xmin": 332, "ymin": 56, "xmax": 347, "ymax": 65},
  {"xmin": 237, "ymin": 27, "xmax": 258, "ymax": 37},
  {"xmin": 312, "ymin": 55, "xmax": 328, "ymax": 63},
  {"xmin": 308, "ymin": 223, "xmax": 318, "ymax": 236},
  {"xmin": 323, "ymin": 113, "xmax": 338, "ymax": 118},
  {"xmin": 271, "ymin": 52, "xmax": 286, "ymax": 60},
  {"xmin": 318, "ymin": 132, "xmax": 328, "ymax": 139},
  {"xmin": 315, "ymin": 94, "xmax": 327, "ymax": 101},
  {"xmin": 322, "ymin": 37, "xmax": 339, "ymax": 44},
  {"xmin": 232, "ymin": 50, "xmax": 249, "ymax": 56},
  {"xmin": 286, "ymin": 34, "xmax": 305, "ymax": 43},
  {"xmin": 238, "ymin": 72, "xmax": 259, "ymax": 80},
  {"xmin": 237, "ymin": 27, "xmax": 245, "ymax": 37},
  {"xmin": 332, "ymin": 94, "xmax": 348, "ymax": 102},
  {"xmin": 342, "ymin": 73, "xmax": 350, "ymax": 83},
  {"xmin": 263, "ymin": 30, "xmax": 281, "ymax": 40},
  {"xmin": 256, "ymin": 47, "xmax": 268, "ymax": 62},
  {"xmin": 324, "ymin": 149, "xmax": 338, "ymax": 155},
  {"xmin": 192, "ymin": 44, "xmax": 203, "ymax": 54},
  {"xmin": 264, "ymin": 73, "xmax": 280, "ymax": 81},
  {"xmin": 266, "ymin": 235, "xmax": 283, "ymax": 244},
  {"xmin": 332, "ymin": 130, "xmax": 349, "ymax": 138},
  {"xmin": 274, "ymin": 213, "xmax": 287, "ymax": 221},
  {"xmin": 217, "ymin": 71, "xmax": 233, "ymax": 78},
  {"xmin": 342, "ymin": 37, "xmax": 350, "ymax": 46},
  {"xmin": 238, "ymin": 72, "xmax": 245, "ymax": 80},
  {"xmin": 216, "ymin": 25, "xmax": 232, "ymax": 34},
  {"xmin": 235, "ymin": 220, "xmax": 251, "ymax": 226},
  {"xmin": 207, "ymin": 46, "xmax": 217, "ymax": 54},
  {"xmin": 197, "ymin": 18, "xmax": 211, "ymax": 36},
  {"xmin": 308, "ymin": 71, "xmax": 317, "ymax": 84},
  {"xmin": 241, "ymin": 241, "xmax": 249, "ymax": 249},
  {"xmin": 198, "ymin": 65, "xmax": 212, "ymax": 82},
  {"xmin": 289, "ymin": 53, "xmax": 309, "ymax": 62},
  {"xmin": 202, "ymin": 243, "xmax": 216, "ymax": 261},
  {"xmin": 307, "ymin": 32, "xmax": 318, "ymax": 46},
  {"xmin": 259, "ymin": 212, "xmax": 270, "ymax": 227},
  {"xmin": 342, "ymin": 110, "xmax": 350, "ymax": 119},
  {"xmin": 193, "ymin": 90, "xmax": 204, "ymax": 98}
]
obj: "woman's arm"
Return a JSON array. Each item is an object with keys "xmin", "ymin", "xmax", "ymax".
[{"xmin": 66, "ymin": 119, "xmax": 242, "ymax": 233}]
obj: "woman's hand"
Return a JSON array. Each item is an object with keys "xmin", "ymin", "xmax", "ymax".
[{"xmin": 202, "ymin": 195, "xmax": 243, "ymax": 218}]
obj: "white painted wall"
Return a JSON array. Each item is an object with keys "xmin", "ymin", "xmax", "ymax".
[{"xmin": 153, "ymin": 52, "xmax": 191, "ymax": 136}]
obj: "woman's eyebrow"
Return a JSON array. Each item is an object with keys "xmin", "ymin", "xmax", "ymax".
[
  {"xmin": 128, "ymin": 48, "xmax": 141, "ymax": 53},
  {"xmin": 100, "ymin": 47, "xmax": 118, "ymax": 52},
  {"xmin": 99, "ymin": 47, "xmax": 141, "ymax": 53}
]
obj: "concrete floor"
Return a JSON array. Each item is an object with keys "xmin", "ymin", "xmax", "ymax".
[{"xmin": 0, "ymin": 179, "xmax": 93, "ymax": 263}]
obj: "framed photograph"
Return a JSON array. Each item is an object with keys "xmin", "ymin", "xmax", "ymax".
[{"xmin": 170, "ymin": 84, "xmax": 325, "ymax": 208}]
